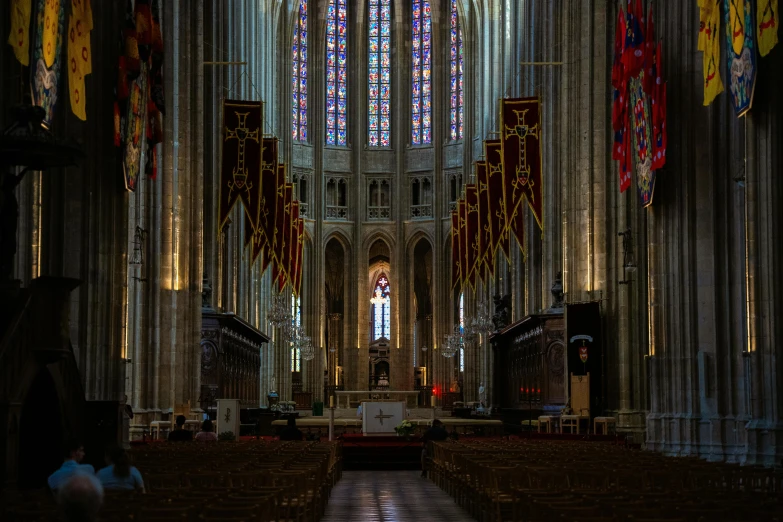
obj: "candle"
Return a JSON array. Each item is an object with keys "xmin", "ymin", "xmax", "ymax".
[
  {"xmin": 431, "ymin": 395, "xmax": 436, "ymax": 408},
  {"xmin": 329, "ymin": 396, "xmax": 334, "ymax": 409}
]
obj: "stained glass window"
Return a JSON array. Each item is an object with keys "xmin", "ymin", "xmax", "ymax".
[
  {"xmin": 292, "ymin": 0, "xmax": 308, "ymax": 142},
  {"xmin": 450, "ymin": 0, "xmax": 464, "ymax": 140},
  {"xmin": 411, "ymin": 0, "xmax": 432, "ymax": 144},
  {"xmin": 368, "ymin": 0, "xmax": 391, "ymax": 147},
  {"xmin": 371, "ymin": 274, "xmax": 391, "ymax": 340},
  {"xmin": 291, "ymin": 293, "xmax": 302, "ymax": 372},
  {"xmin": 459, "ymin": 292, "xmax": 464, "ymax": 372},
  {"xmin": 326, "ymin": 0, "xmax": 348, "ymax": 146}
]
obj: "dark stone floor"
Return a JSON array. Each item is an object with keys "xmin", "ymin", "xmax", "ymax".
[{"xmin": 322, "ymin": 471, "xmax": 476, "ymax": 522}]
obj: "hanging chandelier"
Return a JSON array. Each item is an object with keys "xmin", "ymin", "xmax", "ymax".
[
  {"xmin": 473, "ymin": 301, "xmax": 494, "ymax": 336},
  {"xmin": 268, "ymin": 293, "xmax": 292, "ymax": 328},
  {"xmin": 300, "ymin": 336, "xmax": 315, "ymax": 361},
  {"xmin": 442, "ymin": 325, "xmax": 462, "ymax": 358}
]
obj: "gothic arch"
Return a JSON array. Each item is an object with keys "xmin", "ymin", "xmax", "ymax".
[
  {"xmin": 405, "ymin": 228, "xmax": 435, "ymax": 254},
  {"xmin": 323, "ymin": 229, "xmax": 353, "ymax": 253},
  {"xmin": 363, "ymin": 230, "xmax": 396, "ymax": 254}
]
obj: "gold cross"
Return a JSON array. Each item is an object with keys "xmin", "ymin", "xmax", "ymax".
[
  {"xmin": 225, "ymin": 111, "xmax": 260, "ymax": 194},
  {"xmin": 504, "ymin": 108, "xmax": 539, "ymax": 202},
  {"xmin": 374, "ymin": 409, "xmax": 394, "ymax": 426}
]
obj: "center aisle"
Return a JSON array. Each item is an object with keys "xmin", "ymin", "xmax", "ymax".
[{"xmin": 322, "ymin": 471, "xmax": 476, "ymax": 522}]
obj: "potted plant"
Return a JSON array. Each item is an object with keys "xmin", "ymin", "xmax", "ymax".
[
  {"xmin": 394, "ymin": 420, "xmax": 414, "ymax": 440},
  {"xmin": 218, "ymin": 431, "xmax": 236, "ymax": 441}
]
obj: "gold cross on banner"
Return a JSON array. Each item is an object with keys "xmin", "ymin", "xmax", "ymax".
[
  {"xmin": 504, "ymin": 108, "xmax": 539, "ymax": 199},
  {"xmin": 374, "ymin": 409, "xmax": 394, "ymax": 426},
  {"xmin": 225, "ymin": 111, "xmax": 260, "ymax": 192}
]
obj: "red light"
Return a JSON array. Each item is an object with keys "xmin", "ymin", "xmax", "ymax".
[{"xmin": 537, "ymin": 389, "xmax": 541, "ymax": 394}]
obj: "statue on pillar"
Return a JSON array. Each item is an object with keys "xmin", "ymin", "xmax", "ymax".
[
  {"xmin": 550, "ymin": 271, "xmax": 565, "ymax": 311},
  {"xmin": 492, "ymin": 294, "xmax": 511, "ymax": 331}
]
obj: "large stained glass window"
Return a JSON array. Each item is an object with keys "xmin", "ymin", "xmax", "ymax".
[
  {"xmin": 292, "ymin": 0, "xmax": 308, "ymax": 141},
  {"xmin": 371, "ymin": 274, "xmax": 391, "ymax": 340},
  {"xmin": 450, "ymin": 0, "xmax": 463, "ymax": 140},
  {"xmin": 368, "ymin": 0, "xmax": 391, "ymax": 147},
  {"xmin": 459, "ymin": 292, "xmax": 464, "ymax": 372},
  {"xmin": 326, "ymin": 0, "xmax": 348, "ymax": 146},
  {"xmin": 411, "ymin": 0, "xmax": 432, "ymax": 144}
]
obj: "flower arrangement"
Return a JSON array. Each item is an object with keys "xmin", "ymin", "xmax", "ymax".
[{"xmin": 394, "ymin": 420, "xmax": 414, "ymax": 437}]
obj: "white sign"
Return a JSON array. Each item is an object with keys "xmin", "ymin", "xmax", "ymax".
[
  {"xmin": 217, "ymin": 399, "xmax": 240, "ymax": 440},
  {"xmin": 362, "ymin": 401, "xmax": 405, "ymax": 435}
]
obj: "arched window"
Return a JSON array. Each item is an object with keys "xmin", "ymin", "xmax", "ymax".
[
  {"xmin": 292, "ymin": 0, "xmax": 308, "ymax": 141},
  {"xmin": 411, "ymin": 0, "xmax": 432, "ymax": 144},
  {"xmin": 291, "ymin": 292, "xmax": 302, "ymax": 372},
  {"xmin": 450, "ymin": 0, "xmax": 463, "ymax": 140},
  {"xmin": 326, "ymin": 0, "xmax": 348, "ymax": 145},
  {"xmin": 368, "ymin": 0, "xmax": 391, "ymax": 147},
  {"xmin": 459, "ymin": 291, "xmax": 464, "ymax": 372},
  {"xmin": 371, "ymin": 274, "xmax": 391, "ymax": 340}
]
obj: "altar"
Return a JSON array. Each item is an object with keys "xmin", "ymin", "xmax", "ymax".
[
  {"xmin": 361, "ymin": 401, "xmax": 405, "ymax": 435},
  {"xmin": 335, "ymin": 390, "xmax": 420, "ymax": 409}
]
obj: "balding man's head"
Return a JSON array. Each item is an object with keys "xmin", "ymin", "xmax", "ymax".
[{"xmin": 57, "ymin": 474, "xmax": 104, "ymax": 522}]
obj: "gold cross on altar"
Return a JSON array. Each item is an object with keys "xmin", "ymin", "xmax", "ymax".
[
  {"xmin": 225, "ymin": 111, "xmax": 260, "ymax": 192},
  {"xmin": 504, "ymin": 108, "xmax": 539, "ymax": 201},
  {"xmin": 374, "ymin": 409, "xmax": 394, "ymax": 426}
]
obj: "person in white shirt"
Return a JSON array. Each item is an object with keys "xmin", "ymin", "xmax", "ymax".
[{"xmin": 195, "ymin": 419, "xmax": 218, "ymax": 441}]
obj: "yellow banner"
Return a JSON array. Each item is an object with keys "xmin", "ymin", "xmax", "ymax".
[
  {"xmin": 757, "ymin": 0, "xmax": 779, "ymax": 56},
  {"xmin": 42, "ymin": 0, "xmax": 61, "ymax": 68},
  {"xmin": 8, "ymin": 0, "xmax": 32, "ymax": 66},
  {"xmin": 72, "ymin": 0, "xmax": 91, "ymax": 75},
  {"xmin": 67, "ymin": 14, "xmax": 85, "ymax": 120},
  {"xmin": 701, "ymin": 0, "xmax": 724, "ymax": 105},
  {"xmin": 728, "ymin": 0, "xmax": 746, "ymax": 55}
]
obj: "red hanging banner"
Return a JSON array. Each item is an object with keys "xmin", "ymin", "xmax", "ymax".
[
  {"xmin": 450, "ymin": 210, "xmax": 461, "ymax": 290},
  {"xmin": 484, "ymin": 139, "xmax": 510, "ymax": 262},
  {"xmin": 501, "ymin": 97, "xmax": 543, "ymax": 230},
  {"xmin": 219, "ymin": 99, "xmax": 264, "ymax": 233}
]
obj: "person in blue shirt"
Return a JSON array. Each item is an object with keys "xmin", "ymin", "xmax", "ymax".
[
  {"xmin": 48, "ymin": 438, "xmax": 96, "ymax": 492},
  {"xmin": 96, "ymin": 446, "xmax": 145, "ymax": 492}
]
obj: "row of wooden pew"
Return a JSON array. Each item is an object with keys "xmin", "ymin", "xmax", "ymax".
[
  {"xmin": 427, "ymin": 439, "xmax": 782, "ymax": 521},
  {"xmin": 3, "ymin": 440, "xmax": 343, "ymax": 521}
]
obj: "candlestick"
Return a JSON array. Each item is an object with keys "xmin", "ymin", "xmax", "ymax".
[
  {"xmin": 431, "ymin": 395, "xmax": 436, "ymax": 408},
  {"xmin": 329, "ymin": 396, "xmax": 334, "ymax": 409}
]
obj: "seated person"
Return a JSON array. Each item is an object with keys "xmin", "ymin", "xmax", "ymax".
[
  {"xmin": 423, "ymin": 419, "xmax": 449, "ymax": 442},
  {"xmin": 48, "ymin": 438, "xmax": 96, "ymax": 492},
  {"xmin": 167, "ymin": 415, "xmax": 193, "ymax": 441},
  {"xmin": 278, "ymin": 416, "xmax": 304, "ymax": 441},
  {"xmin": 96, "ymin": 446, "xmax": 145, "ymax": 493},
  {"xmin": 421, "ymin": 420, "xmax": 450, "ymax": 478},
  {"xmin": 195, "ymin": 419, "xmax": 218, "ymax": 441},
  {"xmin": 57, "ymin": 474, "xmax": 104, "ymax": 522}
]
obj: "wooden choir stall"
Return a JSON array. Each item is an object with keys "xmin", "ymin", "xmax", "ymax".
[
  {"xmin": 200, "ymin": 311, "xmax": 270, "ymax": 419},
  {"xmin": 490, "ymin": 311, "xmax": 566, "ymax": 429}
]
